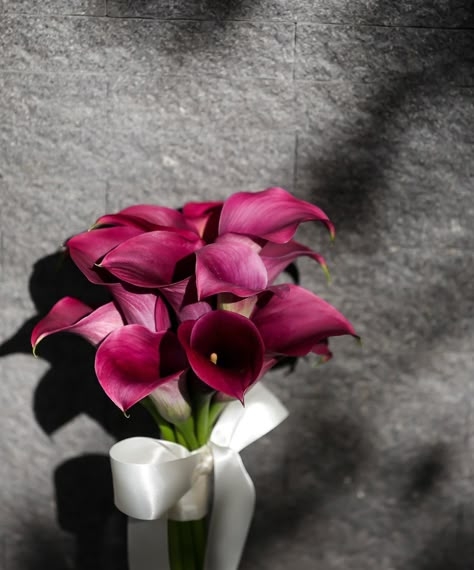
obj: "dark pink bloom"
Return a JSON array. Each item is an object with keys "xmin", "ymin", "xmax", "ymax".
[
  {"xmin": 66, "ymin": 226, "xmax": 143, "ymax": 284},
  {"xmin": 99, "ymin": 231, "xmax": 204, "ymax": 288},
  {"xmin": 218, "ymin": 187, "xmax": 335, "ymax": 243},
  {"xmin": 182, "ymin": 201, "xmax": 223, "ymax": 242},
  {"xmin": 31, "ymin": 297, "xmax": 124, "ymax": 353},
  {"xmin": 94, "ymin": 204, "xmax": 197, "ymax": 238},
  {"xmin": 252, "ymin": 284, "xmax": 356, "ymax": 357},
  {"xmin": 195, "ymin": 240, "xmax": 268, "ymax": 300},
  {"xmin": 178, "ymin": 310, "xmax": 264, "ymax": 402},
  {"xmin": 95, "ymin": 325, "xmax": 186, "ymax": 411},
  {"xmin": 260, "ymin": 240, "xmax": 329, "ymax": 283}
]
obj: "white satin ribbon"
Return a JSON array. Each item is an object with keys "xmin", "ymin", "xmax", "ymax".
[{"xmin": 109, "ymin": 382, "xmax": 288, "ymax": 570}]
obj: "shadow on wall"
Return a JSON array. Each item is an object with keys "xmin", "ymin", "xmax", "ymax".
[
  {"xmin": 0, "ymin": 253, "xmax": 155, "ymax": 570},
  {"xmin": 414, "ymin": 508, "xmax": 474, "ymax": 570},
  {"xmin": 301, "ymin": 1, "xmax": 474, "ymax": 253}
]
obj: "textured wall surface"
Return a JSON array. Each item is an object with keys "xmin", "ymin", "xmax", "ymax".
[{"xmin": 0, "ymin": 1, "xmax": 473, "ymax": 569}]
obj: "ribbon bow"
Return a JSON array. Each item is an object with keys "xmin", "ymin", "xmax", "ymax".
[{"xmin": 110, "ymin": 383, "xmax": 289, "ymax": 570}]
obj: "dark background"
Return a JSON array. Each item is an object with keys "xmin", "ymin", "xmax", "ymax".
[{"xmin": 0, "ymin": 0, "xmax": 473, "ymax": 568}]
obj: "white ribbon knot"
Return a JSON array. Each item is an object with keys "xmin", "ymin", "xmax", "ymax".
[{"xmin": 109, "ymin": 383, "xmax": 289, "ymax": 570}]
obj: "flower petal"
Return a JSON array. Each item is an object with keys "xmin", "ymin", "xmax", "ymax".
[
  {"xmin": 158, "ymin": 277, "xmax": 198, "ymax": 315},
  {"xmin": 182, "ymin": 201, "xmax": 223, "ymax": 241},
  {"xmin": 260, "ymin": 240, "xmax": 329, "ymax": 283},
  {"xmin": 67, "ymin": 226, "xmax": 143, "ymax": 284},
  {"xmin": 95, "ymin": 325, "xmax": 187, "ymax": 411},
  {"xmin": 178, "ymin": 311, "xmax": 264, "ymax": 402},
  {"xmin": 219, "ymin": 187, "xmax": 334, "ymax": 243},
  {"xmin": 148, "ymin": 375, "xmax": 192, "ymax": 423},
  {"xmin": 99, "ymin": 231, "xmax": 204, "ymax": 287},
  {"xmin": 252, "ymin": 284, "xmax": 356, "ymax": 356},
  {"xmin": 179, "ymin": 301, "xmax": 212, "ymax": 322},
  {"xmin": 155, "ymin": 296, "xmax": 172, "ymax": 332},
  {"xmin": 95, "ymin": 205, "xmax": 196, "ymax": 234},
  {"xmin": 31, "ymin": 297, "xmax": 124, "ymax": 353},
  {"xmin": 196, "ymin": 242, "xmax": 268, "ymax": 300},
  {"xmin": 108, "ymin": 283, "xmax": 170, "ymax": 332}
]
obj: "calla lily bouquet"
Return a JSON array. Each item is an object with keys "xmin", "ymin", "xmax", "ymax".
[{"xmin": 32, "ymin": 187, "xmax": 356, "ymax": 570}]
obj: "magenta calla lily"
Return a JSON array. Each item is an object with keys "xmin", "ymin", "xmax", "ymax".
[
  {"xmin": 99, "ymin": 231, "xmax": 204, "ymax": 287},
  {"xmin": 196, "ymin": 241, "xmax": 268, "ymax": 300},
  {"xmin": 31, "ymin": 297, "xmax": 124, "ymax": 353},
  {"xmin": 260, "ymin": 240, "xmax": 329, "ymax": 283},
  {"xmin": 218, "ymin": 187, "xmax": 335, "ymax": 243},
  {"xmin": 66, "ymin": 226, "xmax": 144, "ymax": 284},
  {"xmin": 252, "ymin": 284, "xmax": 356, "ymax": 357},
  {"xmin": 95, "ymin": 325, "xmax": 187, "ymax": 411},
  {"xmin": 108, "ymin": 283, "xmax": 171, "ymax": 332},
  {"xmin": 95, "ymin": 204, "xmax": 196, "ymax": 234},
  {"xmin": 182, "ymin": 201, "xmax": 223, "ymax": 241},
  {"xmin": 178, "ymin": 310, "xmax": 264, "ymax": 402}
]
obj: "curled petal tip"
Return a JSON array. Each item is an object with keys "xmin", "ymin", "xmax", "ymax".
[
  {"xmin": 322, "ymin": 263, "xmax": 331, "ymax": 284},
  {"xmin": 32, "ymin": 345, "xmax": 39, "ymax": 358}
]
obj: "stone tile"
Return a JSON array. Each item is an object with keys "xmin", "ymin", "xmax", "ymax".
[
  {"xmin": 296, "ymin": 24, "xmax": 474, "ymax": 84},
  {"xmin": 0, "ymin": 72, "xmax": 108, "ymax": 131},
  {"xmin": 0, "ymin": 121, "xmax": 111, "ymax": 187},
  {"xmin": 295, "ymin": 82, "xmax": 474, "ymax": 140},
  {"xmin": 1, "ymin": 176, "xmax": 105, "ymax": 279},
  {"xmin": 295, "ymin": 128, "xmax": 474, "ymax": 251},
  {"xmin": 3, "ymin": 0, "xmax": 106, "ymax": 15},
  {"xmin": 103, "ymin": 129, "xmax": 296, "ymax": 211},
  {"xmin": 107, "ymin": 0, "xmax": 294, "ymax": 20},
  {"xmin": 0, "ymin": 16, "xmax": 294, "ymax": 79},
  {"xmin": 107, "ymin": 0, "xmax": 474, "ymax": 27},
  {"xmin": 293, "ymin": 245, "xmax": 474, "ymax": 358},
  {"xmin": 108, "ymin": 75, "xmax": 295, "ymax": 133},
  {"xmin": 295, "ymin": 0, "xmax": 474, "ymax": 27}
]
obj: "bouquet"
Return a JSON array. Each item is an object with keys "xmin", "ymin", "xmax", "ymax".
[{"xmin": 31, "ymin": 187, "xmax": 356, "ymax": 570}]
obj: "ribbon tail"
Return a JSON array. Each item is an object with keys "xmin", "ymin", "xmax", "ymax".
[
  {"xmin": 128, "ymin": 517, "xmax": 170, "ymax": 570},
  {"xmin": 205, "ymin": 445, "xmax": 256, "ymax": 570}
]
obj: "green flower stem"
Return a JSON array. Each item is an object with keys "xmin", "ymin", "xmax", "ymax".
[
  {"xmin": 141, "ymin": 398, "xmax": 176, "ymax": 442},
  {"xmin": 207, "ymin": 401, "xmax": 227, "ymax": 439},
  {"xmin": 179, "ymin": 521, "xmax": 197, "ymax": 570},
  {"xmin": 141, "ymin": 398, "xmax": 207, "ymax": 569},
  {"xmin": 191, "ymin": 518, "xmax": 207, "ymax": 568},
  {"xmin": 168, "ymin": 521, "xmax": 183, "ymax": 570},
  {"xmin": 175, "ymin": 416, "xmax": 200, "ymax": 451},
  {"xmin": 196, "ymin": 393, "xmax": 213, "ymax": 447}
]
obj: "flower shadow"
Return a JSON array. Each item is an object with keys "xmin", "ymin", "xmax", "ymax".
[{"xmin": 0, "ymin": 252, "xmax": 155, "ymax": 569}]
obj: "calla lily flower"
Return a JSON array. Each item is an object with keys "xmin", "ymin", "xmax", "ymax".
[
  {"xmin": 107, "ymin": 283, "xmax": 171, "ymax": 332},
  {"xmin": 218, "ymin": 187, "xmax": 335, "ymax": 243},
  {"xmin": 195, "ymin": 240, "xmax": 268, "ymax": 300},
  {"xmin": 99, "ymin": 231, "xmax": 204, "ymax": 288},
  {"xmin": 95, "ymin": 325, "xmax": 187, "ymax": 412},
  {"xmin": 260, "ymin": 240, "xmax": 330, "ymax": 283},
  {"xmin": 252, "ymin": 284, "xmax": 357, "ymax": 357},
  {"xmin": 66, "ymin": 226, "xmax": 143, "ymax": 284},
  {"xmin": 31, "ymin": 297, "xmax": 124, "ymax": 354},
  {"xmin": 182, "ymin": 201, "xmax": 223, "ymax": 242},
  {"xmin": 178, "ymin": 310, "xmax": 265, "ymax": 402},
  {"xmin": 94, "ymin": 204, "xmax": 197, "ymax": 238}
]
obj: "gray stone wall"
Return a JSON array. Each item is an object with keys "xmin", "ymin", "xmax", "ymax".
[{"xmin": 0, "ymin": 1, "xmax": 473, "ymax": 568}]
